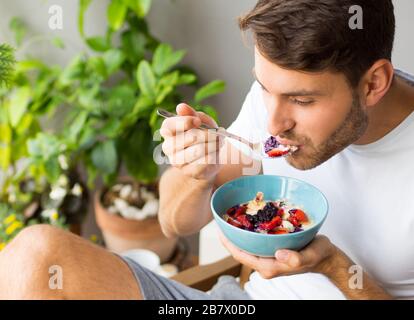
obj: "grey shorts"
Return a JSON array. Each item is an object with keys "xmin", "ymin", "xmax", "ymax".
[{"xmin": 121, "ymin": 256, "xmax": 252, "ymax": 300}]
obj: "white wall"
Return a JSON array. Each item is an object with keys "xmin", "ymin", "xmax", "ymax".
[{"xmin": 1, "ymin": 0, "xmax": 413, "ymax": 126}]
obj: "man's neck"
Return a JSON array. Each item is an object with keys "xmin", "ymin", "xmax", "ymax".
[{"xmin": 354, "ymin": 73, "xmax": 414, "ymax": 145}]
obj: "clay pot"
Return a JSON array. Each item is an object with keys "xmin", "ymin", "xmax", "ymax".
[{"xmin": 94, "ymin": 187, "xmax": 177, "ymax": 264}]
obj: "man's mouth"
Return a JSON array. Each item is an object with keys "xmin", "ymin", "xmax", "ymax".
[{"xmin": 264, "ymin": 136, "xmax": 301, "ymax": 158}]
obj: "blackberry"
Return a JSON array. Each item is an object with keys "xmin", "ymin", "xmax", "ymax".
[
  {"xmin": 259, "ymin": 202, "xmax": 278, "ymax": 221},
  {"xmin": 246, "ymin": 214, "xmax": 259, "ymax": 225},
  {"xmin": 264, "ymin": 136, "xmax": 280, "ymax": 153},
  {"xmin": 247, "ymin": 202, "xmax": 278, "ymax": 226}
]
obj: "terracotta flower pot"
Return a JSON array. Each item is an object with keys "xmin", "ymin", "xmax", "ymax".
[{"xmin": 94, "ymin": 189, "xmax": 178, "ymax": 264}]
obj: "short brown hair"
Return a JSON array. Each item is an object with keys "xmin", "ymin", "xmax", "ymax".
[{"xmin": 239, "ymin": 0, "xmax": 395, "ymax": 87}]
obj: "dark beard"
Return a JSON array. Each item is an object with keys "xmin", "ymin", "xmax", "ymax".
[{"xmin": 286, "ymin": 91, "xmax": 369, "ymax": 170}]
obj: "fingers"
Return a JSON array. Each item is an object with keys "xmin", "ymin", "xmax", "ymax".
[
  {"xmin": 159, "ymin": 103, "xmax": 223, "ymax": 180},
  {"xmin": 160, "ymin": 115, "xmax": 200, "ymax": 137},
  {"xmin": 160, "ymin": 104, "xmax": 217, "ymax": 137},
  {"xmin": 169, "ymin": 141, "xmax": 220, "ymax": 167},
  {"xmin": 275, "ymin": 236, "xmax": 333, "ymax": 269},
  {"xmin": 162, "ymin": 129, "xmax": 221, "ymax": 155}
]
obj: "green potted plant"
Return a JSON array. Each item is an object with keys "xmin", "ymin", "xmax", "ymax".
[
  {"xmin": 0, "ymin": 21, "xmax": 89, "ymax": 246},
  {"xmin": 0, "ymin": 0, "xmax": 225, "ymax": 262},
  {"xmin": 2, "ymin": 0, "xmax": 225, "ymax": 261},
  {"xmin": 49, "ymin": 0, "xmax": 225, "ymax": 262}
]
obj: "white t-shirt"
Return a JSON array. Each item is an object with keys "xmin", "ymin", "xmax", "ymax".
[{"xmin": 226, "ymin": 70, "xmax": 414, "ymax": 300}]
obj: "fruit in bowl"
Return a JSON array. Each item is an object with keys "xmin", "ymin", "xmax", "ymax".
[
  {"xmin": 211, "ymin": 175, "xmax": 328, "ymax": 257},
  {"xmin": 223, "ymin": 191, "xmax": 312, "ymax": 235}
]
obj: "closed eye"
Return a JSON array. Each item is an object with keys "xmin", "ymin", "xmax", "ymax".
[{"xmin": 292, "ymin": 99, "xmax": 314, "ymax": 106}]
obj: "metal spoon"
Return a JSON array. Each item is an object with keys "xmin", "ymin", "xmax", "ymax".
[{"xmin": 157, "ymin": 108, "xmax": 295, "ymax": 159}]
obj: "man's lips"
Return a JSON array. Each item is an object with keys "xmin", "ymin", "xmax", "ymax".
[{"xmin": 276, "ymin": 137, "xmax": 301, "ymax": 147}]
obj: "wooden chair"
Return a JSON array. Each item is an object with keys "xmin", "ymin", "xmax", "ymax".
[{"xmin": 171, "ymin": 256, "xmax": 254, "ymax": 291}]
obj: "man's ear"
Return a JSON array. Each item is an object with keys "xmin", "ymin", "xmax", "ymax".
[{"xmin": 360, "ymin": 59, "xmax": 394, "ymax": 108}]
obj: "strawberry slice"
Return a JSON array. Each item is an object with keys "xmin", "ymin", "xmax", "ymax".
[
  {"xmin": 226, "ymin": 216, "xmax": 243, "ymax": 228},
  {"xmin": 288, "ymin": 216, "xmax": 301, "ymax": 227},
  {"xmin": 258, "ymin": 216, "xmax": 282, "ymax": 231},
  {"xmin": 289, "ymin": 209, "xmax": 308, "ymax": 223},
  {"xmin": 234, "ymin": 205, "xmax": 247, "ymax": 218},
  {"xmin": 266, "ymin": 148, "xmax": 289, "ymax": 158},
  {"xmin": 276, "ymin": 208, "xmax": 284, "ymax": 217},
  {"xmin": 294, "ymin": 209, "xmax": 308, "ymax": 223},
  {"xmin": 236, "ymin": 214, "xmax": 253, "ymax": 229}
]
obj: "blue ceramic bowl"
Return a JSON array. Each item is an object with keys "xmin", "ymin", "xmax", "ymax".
[{"xmin": 211, "ymin": 175, "xmax": 329, "ymax": 257}]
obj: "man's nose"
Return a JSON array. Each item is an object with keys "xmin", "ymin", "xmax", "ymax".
[{"xmin": 267, "ymin": 101, "xmax": 295, "ymax": 136}]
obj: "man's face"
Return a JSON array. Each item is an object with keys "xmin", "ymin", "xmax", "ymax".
[{"xmin": 254, "ymin": 48, "xmax": 369, "ymax": 170}]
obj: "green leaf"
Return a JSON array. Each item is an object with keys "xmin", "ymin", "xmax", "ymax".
[
  {"xmin": 0, "ymin": 123, "xmax": 12, "ymax": 144},
  {"xmin": 177, "ymin": 73, "xmax": 197, "ymax": 85},
  {"xmin": 78, "ymin": 0, "xmax": 92, "ymax": 37},
  {"xmin": 137, "ymin": 60, "xmax": 156, "ymax": 99},
  {"xmin": 158, "ymin": 71, "xmax": 179, "ymax": 88},
  {"xmin": 68, "ymin": 111, "xmax": 88, "ymax": 141},
  {"xmin": 91, "ymin": 140, "xmax": 118, "ymax": 174},
  {"xmin": 120, "ymin": 125, "xmax": 158, "ymax": 183},
  {"xmin": 44, "ymin": 158, "xmax": 61, "ymax": 183},
  {"xmin": 0, "ymin": 44, "xmax": 16, "ymax": 88},
  {"xmin": 107, "ymin": 0, "xmax": 127, "ymax": 31},
  {"xmin": 59, "ymin": 55, "xmax": 85, "ymax": 86},
  {"xmin": 100, "ymin": 119, "xmax": 121, "ymax": 138},
  {"xmin": 152, "ymin": 44, "xmax": 186, "ymax": 76},
  {"xmin": 194, "ymin": 80, "xmax": 226, "ymax": 104},
  {"xmin": 104, "ymin": 85, "xmax": 136, "ymax": 117},
  {"xmin": 8, "ymin": 86, "xmax": 31, "ymax": 128},
  {"xmin": 126, "ymin": 0, "xmax": 152, "ymax": 17},
  {"xmin": 102, "ymin": 49, "xmax": 125, "ymax": 75},
  {"xmin": 131, "ymin": 94, "xmax": 154, "ymax": 116},
  {"xmin": 27, "ymin": 133, "xmax": 61, "ymax": 159},
  {"xmin": 15, "ymin": 113, "xmax": 34, "ymax": 135},
  {"xmin": 155, "ymin": 86, "xmax": 174, "ymax": 105},
  {"xmin": 9, "ymin": 17, "xmax": 27, "ymax": 46},
  {"xmin": 78, "ymin": 126, "xmax": 96, "ymax": 150},
  {"xmin": 86, "ymin": 36, "xmax": 110, "ymax": 52},
  {"xmin": 121, "ymin": 30, "xmax": 147, "ymax": 64},
  {"xmin": 88, "ymin": 56, "xmax": 107, "ymax": 78},
  {"xmin": 0, "ymin": 145, "xmax": 11, "ymax": 170},
  {"xmin": 15, "ymin": 59, "xmax": 46, "ymax": 73}
]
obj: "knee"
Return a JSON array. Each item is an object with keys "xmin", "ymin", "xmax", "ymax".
[
  {"xmin": 8, "ymin": 224, "xmax": 65, "ymax": 258},
  {"xmin": 0, "ymin": 225, "xmax": 68, "ymax": 299}
]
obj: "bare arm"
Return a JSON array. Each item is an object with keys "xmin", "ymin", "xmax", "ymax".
[
  {"xmin": 159, "ymin": 140, "xmax": 262, "ymax": 237},
  {"xmin": 316, "ymin": 247, "xmax": 392, "ymax": 300}
]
